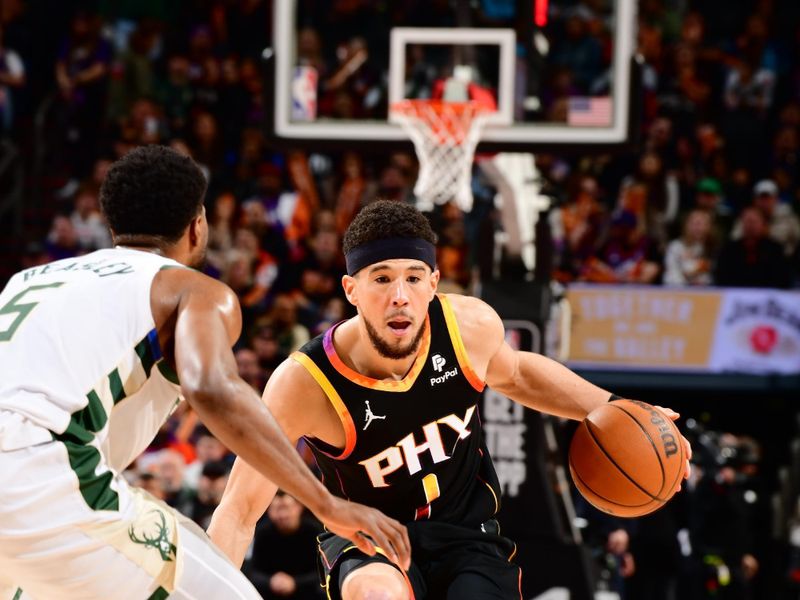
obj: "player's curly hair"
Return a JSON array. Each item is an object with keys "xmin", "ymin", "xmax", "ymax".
[
  {"xmin": 100, "ymin": 145, "xmax": 207, "ymax": 244},
  {"xmin": 343, "ymin": 200, "xmax": 437, "ymax": 254}
]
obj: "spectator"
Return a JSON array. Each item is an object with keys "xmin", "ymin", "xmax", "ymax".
[
  {"xmin": 207, "ymin": 191, "xmax": 238, "ymax": 272},
  {"xmin": 113, "ymin": 97, "xmax": 166, "ymax": 155},
  {"xmin": 236, "ymin": 347, "xmax": 266, "ymax": 392},
  {"xmin": 663, "ymin": 209, "xmax": 716, "ymax": 286},
  {"xmin": 69, "ymin": 185, "xmax": 111, "ymax": 251},
  {"xmin": 0, "ymin": 25, "xmax": 25, "ymax": 134},
  {"xmin": 107, "ymin": 21, "xmax": 159, "ymax": 121},
  {"xmin": 232, "ymin": 227, "xmax": 280, "ymax": 311},
  {"xmin": 217, "ymin": 55, "xmax": 250, "ymax": 152},
  {"xmin": 189, "ymin": 109, "xmax": 223, "ymax": 177},
  {"xmin": 687, "ymin": 177, "xmax": 734, "ymax": 243},
  {"xmin": 335, "ymin": 152, "xmax": 367, "ymax": 236},
  {"xmin": 618, "ymin": 152, "xmax": 680, "ymax": 249},
  {"xmin": 550, "ymin": 174, "xmax": 608, "ymax": 283},
  {"xmin": 153, "ymin": 448, "xmax": 194, "ymax": 516},
  {"xmin": 731, "ymin": 180, "xmax": 800, "ymax": 256},
  {"xmin": 715, "ymin": 206, "xmax": 792, "ymax": 288},
  {"xmin": 55, "ymin": 10, "xmax": 112, "ymax": 177},
  {"xmin": 246, "ymin": 162, "xmax": 312, "ymax": 255},
  {"xmin": 250, "ymin": 323, "xmax": 288, "ymax": 379},
  {"xmin": 184, "ymin": 426, "xmax": 232, "ymax": 490},
  {"xmin": 188, "ymin": 460, "xmax": 230, "ymax": 530},
  {"xmin": 582, "ymin": 210, "xmax": 662, "ymax": 284},
  {"xmin": 318, "ymin": 37, "xmax": 379, "ymax": 120},
  {"xmin": 687, "ymin": 433, "xmax": 761, "ymax": 600},
  {"xmin": 135, "ymin": 472, "xmax": 165, "ymax": 501},
  {"xmin": 375, "ymin": 163, "xmax": 412, "ymax": 203},
  {"xmin": 18, "ymin": 241, "xmax": 50, "ymax": 270},
  {"xmin": 436, "ymin": 201, "xmax": 471, "ymax": 292},
  {"xmin": 550, "ymin": 11, "xmax": 605, "ymax": 94},
  {"xmin": 291, "ymin": 227, "xmax": 346, "ymax": 319},
  {"xmin": 313, "ymin": 296, "xmax": 348, "ymax": 336},
  {"xmin": 185, "ymin": 25, "xmax": 220, "ymax": 109},
  {"xmin": 246, "ymin": 491, "xmax": 324, "ymax": 600},
  {"xmin": 44, "ymin": 214, "xmax": 81, "ymax": 261},
  {"xmin": 723, "ymin": 58, "xmax": 775, "ymax": 117},
  {"xmin": 627, "ymin": 501, "xmax": 686, "ymax": 600},
  {"xmin": 574, "ymin": 493, "xmax": 635, "ymax": 598},
  {"xmin": 158, "ymin": 55, "xmax": 194, "ymax": 135},
  {"xmin": 263, "ymin": 293, "xmax": 310, "ymax": 356},
  {"xmin": 296, "ymin": 27, "xmax": 325, "ymax": 74}
]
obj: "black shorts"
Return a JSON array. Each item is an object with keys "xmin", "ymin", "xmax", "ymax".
[{"xmin": 316, "ymin": 519, "xmax": 521, "ymax": 600}]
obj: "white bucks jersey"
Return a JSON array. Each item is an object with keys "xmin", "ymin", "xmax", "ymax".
[{"xmin": 0, "ymin": 248, "xmax": 184, "ymax": 471}]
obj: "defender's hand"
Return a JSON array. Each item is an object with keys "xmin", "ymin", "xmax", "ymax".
[
  {"xmin": 654, "ymin": 406, "xmax": 693, "ymax": 489},
  {"xmin": 318, "ymin": 497, "xmax": 411, "ymax": 571}
]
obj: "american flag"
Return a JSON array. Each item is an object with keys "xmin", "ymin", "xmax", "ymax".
[{"xmin": 567, "ymin": 96, "xmax": 613, "ymax": 127}]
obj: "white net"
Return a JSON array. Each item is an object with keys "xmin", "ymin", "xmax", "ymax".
[{"xmin": 390, "ymin": 100, "xmax": 491, "ymax": 212}]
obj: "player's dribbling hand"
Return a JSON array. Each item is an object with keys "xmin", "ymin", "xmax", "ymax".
[
  {"xmin": 654, "ymin": 406, "xmax": 693, "ymax": 490},
  {"xmin": 319, "ymin": 497, "xmax": 411, "ymax": 571}
]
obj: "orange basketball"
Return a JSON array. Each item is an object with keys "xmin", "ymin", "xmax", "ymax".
[{"xmin": 569, "ymin": 399, "xmax": 685, "ymax": 518}]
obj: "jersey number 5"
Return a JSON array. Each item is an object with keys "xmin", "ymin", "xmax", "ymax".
[{"xmin": 0, "ymin": 282, "xmax": 65, "ymax": 342}]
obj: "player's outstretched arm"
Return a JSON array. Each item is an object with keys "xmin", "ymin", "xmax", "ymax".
[
  {"xmin": 448, "ymin": 293, "xmax": 691, "ymax": 481},
  {"xmin": 160, "ymin": 269, "xmax": 410, "ymax": 569},
  {"xmin": 447, "ymin": 293, "xmax": 610, "ymax": 420}
]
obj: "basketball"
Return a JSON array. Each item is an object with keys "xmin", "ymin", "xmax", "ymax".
[{"xmin": 569, "ymin": 399, "xmax": 685, "ymax": 518}]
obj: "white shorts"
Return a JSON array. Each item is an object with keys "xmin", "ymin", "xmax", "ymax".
[{"xmin": 0, "ymin": 412, "xmax": 261, "ymax": 600}]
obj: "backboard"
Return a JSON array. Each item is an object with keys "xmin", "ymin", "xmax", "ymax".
[{"xmin": 269, "ymin": 0, "xmax": 638, "ymax": 152}]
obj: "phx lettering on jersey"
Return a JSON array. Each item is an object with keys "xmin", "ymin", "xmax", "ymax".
[
  {"xmin": 429, "ymin": 353, "xmax": 458, "ymax": 386},
  {"xmin": 359, "ymin": 405, "xmax": 475, "ymax": 488}
]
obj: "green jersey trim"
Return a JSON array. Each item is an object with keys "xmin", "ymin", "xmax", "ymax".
[
  {"xmin": 157, "ymin": 360, "xmax": 180, "ymax": 385},
  {"xmin": 147, "ymin": 586, "xmax": 170, "ymax": 600},
  {"xmin": 51, "ymin": 327, "xmax": 172, "ymax": 511}
]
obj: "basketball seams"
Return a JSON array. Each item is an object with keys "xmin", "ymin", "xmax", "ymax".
[
  {"xmin": 568, "ymin": 433, "xmax": 657, "ymax": 510},
  {"xmin": 606, "ymin": 403, "xmax": 668, "ymax": 497},
  {"xmin": 571, "ymin": 468, "xmax": 665, "ymax": 514},
  {"xmin": 613, "ymin": 401, "xmax": 685, "ymax": 502},
  {"xmin": 582, "ymin": 419, "xmax": 662, "ymax": 503}
]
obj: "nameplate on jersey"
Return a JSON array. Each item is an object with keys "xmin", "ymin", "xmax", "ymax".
[{"xmin": 358, "ymin": 405, "xmax": 475, "ymax": 488}]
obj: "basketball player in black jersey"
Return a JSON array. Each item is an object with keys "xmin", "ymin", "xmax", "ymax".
[{"xmin": 209, "ymin": 200, "xmax": 691, "ymax": 599}]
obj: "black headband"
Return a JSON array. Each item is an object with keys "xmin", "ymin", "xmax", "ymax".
[{"xmin": 345, "ymin": 237, "xmax": 436, "ymax": 275}]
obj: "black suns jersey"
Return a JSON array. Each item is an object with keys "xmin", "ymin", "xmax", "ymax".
[{"xmin": 291, "ymin": 294, "xmax": 502, "ymax": 526}]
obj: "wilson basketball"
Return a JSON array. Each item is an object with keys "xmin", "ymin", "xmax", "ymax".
[{"xmin": 569, "ymin": 399, "xmax": 685, "ymax": 518}]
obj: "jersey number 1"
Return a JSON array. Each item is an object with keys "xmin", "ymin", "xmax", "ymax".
[{"xmin": 0, "ymin": 282, "xmax": 65, "ymax": 342}]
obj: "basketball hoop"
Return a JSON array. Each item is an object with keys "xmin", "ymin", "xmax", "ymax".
[{"xmin": 390, "ymin": 99, "xmax": 491, "ymax": 212}]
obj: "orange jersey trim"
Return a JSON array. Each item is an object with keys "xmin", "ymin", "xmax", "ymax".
[
  {"xmin": 437, "ymin": 294, "xmax": 485, "ymax": 392},
  {"xmin": 323, "ymin": 316, "xmax": 431, "ymax": 392},
  {"xmin": 477, "ymin": 473, "xmax": 500, "ymax": 515},
  {"xmin": 291, "ymin": 351, "xmax": 357, "ymax": 460}
]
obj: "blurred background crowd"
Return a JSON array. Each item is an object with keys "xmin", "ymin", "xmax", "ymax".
[{"xmin": 0, "ymin": 0, "xmax": 799, "ymax": 598}]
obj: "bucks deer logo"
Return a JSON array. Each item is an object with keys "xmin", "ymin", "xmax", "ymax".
[{"xmin": 128, "ymin": 509, "xmax": 177, "ymax": 562}]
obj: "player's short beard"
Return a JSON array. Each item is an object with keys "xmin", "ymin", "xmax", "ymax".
[{"xmin": 364, "ymin": 316, "xmax": 427, "ymax": 360}]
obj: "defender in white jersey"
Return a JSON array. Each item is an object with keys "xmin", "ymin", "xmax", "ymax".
[{"xmin": 0, "ymin": 146, "xmax": 409, "ymax": 600}]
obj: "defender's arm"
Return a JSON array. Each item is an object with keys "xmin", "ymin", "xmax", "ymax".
[{"xmin": 207, "ymin": 358, "xmax": 322, "ymax": 567}]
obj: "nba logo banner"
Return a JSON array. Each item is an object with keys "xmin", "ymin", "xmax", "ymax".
[{"xmin": 291, "ymin": 66, "xmax": 318, "ymax": 122}]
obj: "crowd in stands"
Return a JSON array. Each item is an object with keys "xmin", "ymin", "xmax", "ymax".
[{"xmin": 1, "ymin": 0, "xmax": 798, "ymax": 598}]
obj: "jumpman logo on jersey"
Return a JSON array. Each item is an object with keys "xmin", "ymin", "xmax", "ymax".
[{"xmin": 363, "ymin": 401, "xmax": 386, "ymax": 431}]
